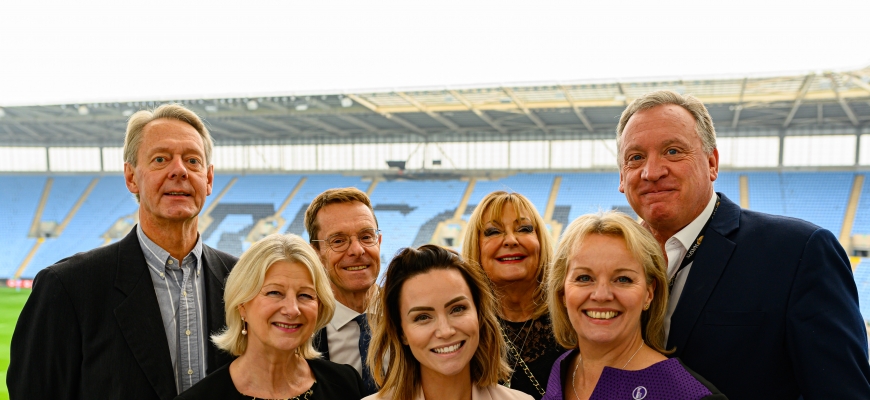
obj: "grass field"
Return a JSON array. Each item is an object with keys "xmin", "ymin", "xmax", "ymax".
[{"xmin": 0, "ymin": 287, "xmax": 30, "ymax": 400}]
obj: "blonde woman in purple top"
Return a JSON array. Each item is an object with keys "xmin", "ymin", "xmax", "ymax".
[{"xmin": 544, "ymin": 212, "xmax": 726, "ymax": 400}]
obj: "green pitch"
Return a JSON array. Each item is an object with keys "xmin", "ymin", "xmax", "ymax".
[{"xmin": 0, "ymin": 287, "xmax": 31, "ymax": 400}]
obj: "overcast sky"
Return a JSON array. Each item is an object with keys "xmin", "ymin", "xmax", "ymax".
[{"xmin": 1, "ymin": 0, "xmax": 868, "ymax": 106}]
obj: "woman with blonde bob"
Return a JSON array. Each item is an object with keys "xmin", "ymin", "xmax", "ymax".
[
  {"xmin": 542, "ymin": 212, "xmax": 725, "ymax": 400},
  {"xmin": 463, "ymin": 191, "xmax": 563, "ymax": 399},
  {"xmin": 364, "ymin": 244, "xmax": 531, "ymax": 400},
  {"xmin": 176, "ymin": 234, "xmax": 365, "ymax": 400}
]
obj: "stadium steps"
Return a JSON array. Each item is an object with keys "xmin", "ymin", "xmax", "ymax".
[
  {"xmin": 15, "ymin": 177, "xmax": 99, "ymax": 279},
  {"xmin": 840, "ymin": 174, "xmax": 864, "ymax": 256},
  {"xmin": 198, "ymin": 176, "xmax": 237, "ymax": 233}
]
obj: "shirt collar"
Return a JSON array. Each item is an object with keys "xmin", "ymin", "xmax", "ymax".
[
  {"xmin": 670, "ymin": 192, "xmax": 718, "ymax": 250},
  {"xmin": 136, "ymin": 224, "xmax": 203, "ymax": 277},
  {"xmin": 331, "ymin": 300, "xmax": 362, "ymax": 330}
]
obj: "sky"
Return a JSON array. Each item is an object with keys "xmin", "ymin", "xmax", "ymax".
[{"xmin": 0, "ymin": 0, "xmax": 868, "ymax": 106}]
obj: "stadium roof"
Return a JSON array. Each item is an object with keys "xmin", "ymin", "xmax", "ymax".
[{"xmin": 1, "ymin": 67, "xmax": 869, "ymax": 147}]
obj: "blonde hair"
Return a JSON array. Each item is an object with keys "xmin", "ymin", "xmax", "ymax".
[
  {"xmin": 462, "ymin": 191, "xmax": 553, "ymax": 320},
  {"xmin": 547, "ymin": 211, "xmax": 671, "ymax": 354},
  {"xmin": 616, "ymin": 90, "xmax": 716, "ymax": 166},
  {"xmin": 211, "ymin": 234, "xmax": 336, "ymax": 358},
  {"xmin": 368, "ymin": 245, "xmax": 510, "ymax": 400}
]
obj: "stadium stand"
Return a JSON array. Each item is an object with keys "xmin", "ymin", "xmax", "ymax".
[{"xmin": 6, "ymin": 170, "xmax": 870, "ymax": 328}]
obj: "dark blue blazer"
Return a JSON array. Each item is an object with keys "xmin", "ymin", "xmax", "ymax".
[
  {"xmin": 668, "ymin": 193, "xmax": 870, "ymax": 399},
  {"xmin": 7, "ymin": 227, "xmax": 237, "ymax": 400}
]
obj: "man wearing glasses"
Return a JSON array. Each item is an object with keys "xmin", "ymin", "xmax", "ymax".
[{"xmin": 304, "ymin": 187, "xmax": 381, "ymax": 396}]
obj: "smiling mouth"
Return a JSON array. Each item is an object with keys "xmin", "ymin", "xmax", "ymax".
[
  {"xmin": 274, "ymin": 322, "xmax": 301, "ymax": 329},
  {"xmin": 345, "ymin": 265, "xmax": 368, "ymax": 271},
  {"xmin": 165, "ymin": 191, "xmax": 190, "ymax": 196},
  {"xmin": 585, "ymin": 310, "xmax": 619, "ymax": 320},
  {"xmin": 496, "ymin": 256, "xmax": 526, "ymax": 262},
  {"xmin": 431, "ymin": 341, "xmax": 465, "ymax": 354}
]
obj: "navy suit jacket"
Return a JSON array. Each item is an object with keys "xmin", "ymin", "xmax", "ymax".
[
  {"xmin": 7, "ymin": 227, "xmax": 237, "ymax": 400},
  {"xmin": 668, "ymin": 193, "xmax": 870, "ymax": 399}
]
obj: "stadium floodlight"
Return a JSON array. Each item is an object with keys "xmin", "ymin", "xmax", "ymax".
[
  {"xmin": 78, "ymin": 105, "xmax": 89, "ymax": 115},
  {"xmin": 340, "ymin": 97, "xmax": 353, "ymax": 108},
  {"xmin": 295, "ymin": 104, "xmax": 309, "ymax": 111},
  {"xmin": 122, "ymin": 109, "xmax": 134, "ymax": 117},
  {"xmin": 246, "ymin": 100, "xmax": 259, "ymax": 111}
]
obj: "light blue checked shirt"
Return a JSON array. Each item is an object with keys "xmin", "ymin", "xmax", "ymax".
[{"xmin": 137, "ymin": 225, "xmax": 208, "ymax": 393}]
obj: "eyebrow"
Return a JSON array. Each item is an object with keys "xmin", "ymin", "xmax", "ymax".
[
  {"xmin": 569, "ymin": 266, "xmax": 640, "ymax": 274},
  {"xmin": 406, "ymin": 296, "xmax": 469, "ymax": 315},
  {"xmin": 147, "ymin": 146, "xmax": 204, "ymax": 156}
]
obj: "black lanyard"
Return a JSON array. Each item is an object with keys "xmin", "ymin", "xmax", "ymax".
[{"xmin": 668, "ymin": 195, "xmax": 721, "ymax": 293}]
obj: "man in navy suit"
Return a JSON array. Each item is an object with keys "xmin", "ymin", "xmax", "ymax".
[{"xmin": 616, "ymin": 90, "xmax": 870, "ymax": 399}]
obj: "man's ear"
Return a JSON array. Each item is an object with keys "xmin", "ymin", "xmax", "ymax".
[{"xmin": 124, "ymin": 163, "xmax": 139, "ymax": 195}]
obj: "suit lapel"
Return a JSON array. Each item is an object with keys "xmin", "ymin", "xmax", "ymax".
[
  {"xmin": 667, "ymin": 193, "xmax": 740, "ymax": 356},
  {"xmin": 113, "ymin": 228, "xmax": 177, "ymax": 400},
  {"xmin": 202, "ymin": 245, "xmax": 233, "ymax": 371}
]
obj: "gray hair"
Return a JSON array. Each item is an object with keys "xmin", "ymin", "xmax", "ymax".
[{"xmin": 616, "ymin": 90, "xmax": 716, "ymax": 165}]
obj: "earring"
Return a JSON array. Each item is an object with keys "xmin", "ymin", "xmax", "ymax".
[
  {"xmin": 643, "ymin": 303, "xmax": 650, "ymax": 310},
  {"xmin": 241, "ymin": 317, "xmax": 247, "ymax": 335}
]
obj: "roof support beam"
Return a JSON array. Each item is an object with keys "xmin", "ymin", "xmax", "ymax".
[
  {"xmin": 559, "ymin": 85, "xmax": 594, "ymax": 132},
  {"xmin": 336, "ymin": 115, "xmax": 379, "ymax": 133},
  {"xmin": 829, "ymin": 73, "xmax": 860, "ymax": 126},
  {"xmin": 396, "ymin": 92, "xmax": 460, "ymax": 130},
  {"xmin": 616, "ymin": 82, "xmax": 628, "ymax": 107},
  {"xmin": 257, "ymin": 117, "xmax": 303, "ymax": 135},
  {"xmin": 502, "ymin": 87, "xmax": 548, "ymax": 133},
  {"xmin": 732, "ymin": 78, "xmax": 748, "ymax": 128},
  {"xmin": 847, "ymin": 74, "xmax": 870, "ymax": 94},
  {"xmin": 817, "ymin": 104, "xmax": 824, "ymax": 124},
  {"xmin": 447, "ymin": 90, "xmax": 507, "ymax": 134},
  {"xmin": 345, "ymin": 94, "xmax": 426, "ymax": 135},
  {"xmin": 296, "ymin": 117, "xmax": 347, "ymax": 136},
  {"xmin": 783, "ymin": 73, "xmax": 814, "ymax": 128}
]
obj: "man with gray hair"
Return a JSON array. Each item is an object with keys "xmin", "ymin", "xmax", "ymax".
[
  {"xmin": 616, "ymin": 90, "xmax": 870, "ymax": 399},
  {"xmin": 8, "ymin": 104, "xmax": 237, "ymax": 400}
]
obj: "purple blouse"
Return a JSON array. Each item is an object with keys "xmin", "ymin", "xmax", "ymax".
[{"xmin": 542, "ymin": 350, "xmax": 714, "ymax": 400}]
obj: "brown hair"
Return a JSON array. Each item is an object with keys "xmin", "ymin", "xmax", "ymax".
[
  {"xmin": 547, "ymin": 211, "xmax": 671, "ymax": 354},
  {"xmin": 367, "ymin": 245, "xmax": 510, "ymax": 400},
  {"xmin": 462, "ymin": 191, "xmax": 553, "ymax": 320},
  {"xmin": 304, "ymin": 187, "xmax": 378, "ymax": 248}
]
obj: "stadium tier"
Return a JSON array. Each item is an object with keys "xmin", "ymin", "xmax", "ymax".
[{"xmin": 4, "ymin": 170, "xmax": 870, "ymax": 321}]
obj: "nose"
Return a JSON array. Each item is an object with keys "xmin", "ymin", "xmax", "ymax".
[
  {"xmin": 641, "ymin": 154, "xmax": 667, "ymax": 182},
  {"xmin": 345, "ymin": 235, "xmax": 365, "ymax": 256},
  {"xmin": 167, "ymin": 157, "xmax": 189, "ymax": 179},
  {"xmin": 589, "ymin": 281, "xmax": 614, "ymax": 302},
  {"xmin": 281, "ymin": 296, "xmax": 301, "ymax": 318},
  {"xmin": 502, "ymin": 230, "xmax": 519, "ymax": 247},
  {"xmin": 434, "ymin": 316, "xmax": 455, "ymax": 339}
]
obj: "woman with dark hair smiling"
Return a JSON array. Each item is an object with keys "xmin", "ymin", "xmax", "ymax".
[{"xmin": 364, "ymin": 245, "xmax": 531, "ymax": 400}]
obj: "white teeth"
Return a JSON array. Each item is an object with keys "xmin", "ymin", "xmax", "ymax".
[
  {"xmin": 274, "ymin": 322, "xmax": 300, "ymax": 329},
  {"xmin": 346, "ymin": 265, "xmax": 368, "ymax": 271},
  {"xmin": 585, "ymin": 311, "xmax": 618, "ymax": 320},
  {"xmin": 432, "ymin": 342, "xmax": 462, "ymax": 354},
  {"xmin": 498, "ymin": 256, "xmax": 523, "ymax": 261}
]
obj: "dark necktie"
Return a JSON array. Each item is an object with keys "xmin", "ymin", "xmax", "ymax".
[{"xmin": 354, "ymin": 313, "xmax": 377, "ymax": 395}]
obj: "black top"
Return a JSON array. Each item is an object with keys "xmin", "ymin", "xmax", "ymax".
[
  {"xmin": 175, "ymin": 358, "xmax": 365, "ymax": 400},
  {"xmin": 500, "ymin": 314, "xmax": 565, "ymax": 400}
]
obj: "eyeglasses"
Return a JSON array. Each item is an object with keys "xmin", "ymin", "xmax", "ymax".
[{"xmin": 311, "ymin": 228, "xmax": 381, "ymax": 252}]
